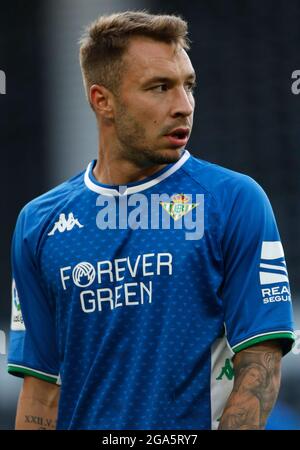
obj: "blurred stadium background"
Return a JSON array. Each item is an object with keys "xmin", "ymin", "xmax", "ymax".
[{"xmin": 0, "ymin": 0, "xmax": 299, "ymax": 429}]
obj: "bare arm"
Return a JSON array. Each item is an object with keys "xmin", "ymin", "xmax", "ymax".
[
  {"xmin": 218, "ymin": 340, "xmax": 282, "ymax": 430},
  {"xmin": 15, "ymin": 376, "xmax": 60, "ymax": 430}
]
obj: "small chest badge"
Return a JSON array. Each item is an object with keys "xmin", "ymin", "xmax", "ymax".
[{"xmin": 160, "ymin": 194, "xmax": 199, "ymax": 221}]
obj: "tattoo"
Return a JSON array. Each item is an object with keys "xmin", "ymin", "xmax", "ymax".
[
  {"xmin": 24, "ymin": 415, "xmax": 56, "ymax": 430},
  {"xmin": 219, "ymin": 341, "xmax": 282, "ymax": 430}
]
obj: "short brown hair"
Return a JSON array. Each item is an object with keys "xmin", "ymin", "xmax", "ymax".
[{"xmin": 79, "ymin": 11, "xmax": 190, "ymax": 104}]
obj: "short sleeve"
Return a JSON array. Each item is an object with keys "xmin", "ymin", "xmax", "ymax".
[
  {"xmin": 221, "ymin": 176, "xmax": 295, "ymax": 355},
  {"xmin": 7, "ymin": 207, "xmax": 60, "ymax": 384}
]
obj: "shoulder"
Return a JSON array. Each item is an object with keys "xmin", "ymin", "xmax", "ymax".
[
  {"xmin": 14, "ymin": 170, "xmax": 85, "ymax": 242},
  {"xmin": 183, "ymin": 152, "xmax": 270, "ymax": 207}
]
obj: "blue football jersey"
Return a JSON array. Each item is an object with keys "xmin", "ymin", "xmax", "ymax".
[{"xmin": 8, "ymin": 150, "xmax": 295, "ymax": 429}]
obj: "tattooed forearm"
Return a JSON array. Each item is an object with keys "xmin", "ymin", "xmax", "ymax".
[
  {"xmin": 16, "ymin": 377, "xmax": 60, "ymax": 430},
  {"xmin": 218, "ymin": 340, "xmax": 282, "ymax": 430},
  {"xmin": 24, "ymin": 415, "xmax": 56, "ymax": 430}
]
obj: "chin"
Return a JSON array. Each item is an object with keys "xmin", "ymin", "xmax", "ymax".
[
  {"xmin": 126, "ymin": 146, "xmax": 184, "ymax": 168},
  {"xmin": 149, "ymin": 148, "xmax": 183, "ymax": 164}
]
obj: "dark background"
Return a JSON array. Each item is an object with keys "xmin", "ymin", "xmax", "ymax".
[{"xmin": 0, "ymin": 0, "xmax": 299, "ymax": 429}]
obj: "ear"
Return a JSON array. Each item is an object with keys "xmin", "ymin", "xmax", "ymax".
[{"xmin": 89, "ymin": 84, "xmax": 114, "ymax": 119}]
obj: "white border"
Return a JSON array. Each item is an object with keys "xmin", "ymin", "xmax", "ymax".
[{"xmin": 84, "ymin": 150, "xmax": 190, "ymax": 196}]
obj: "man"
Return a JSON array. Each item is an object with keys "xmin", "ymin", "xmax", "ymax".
[{"xmin": 8, "ymin": 11, "xmax": 295, "ymax": 430}]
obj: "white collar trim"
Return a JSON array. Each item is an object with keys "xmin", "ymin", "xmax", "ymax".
[{"xmin": 84, "ymin": 150, "xmax": 190, "ymax": 196}]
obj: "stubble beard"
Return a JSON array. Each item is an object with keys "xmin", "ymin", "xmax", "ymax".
[{"xmin": 114, "ymin": 103, "xmax": 183, "ymax": 168}]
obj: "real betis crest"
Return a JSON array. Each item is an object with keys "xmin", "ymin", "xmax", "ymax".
[{"xmin": 160, "ymin": 194, "xmax": 199, "ymax": 221}]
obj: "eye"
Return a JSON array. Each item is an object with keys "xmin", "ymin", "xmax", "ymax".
[
  {"xmin": 151, "ymin": 84, "xmax": 168, "ymax": 92},
  {"xmin": 185, "ymin": 82, "xmax": 196, "ymax": 93}
]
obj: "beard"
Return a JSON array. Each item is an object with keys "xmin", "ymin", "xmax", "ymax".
[
  {"xmin": 113, "ymin": 102, "xmax": 183, "ymax": 168},
  {"xmin": 122, "ymin": 145, "xmax": 183, "ymax": 168}
]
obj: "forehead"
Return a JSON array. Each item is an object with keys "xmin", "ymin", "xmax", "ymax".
[{"xmin": 122, "ymin": 37, "xmax": 195, "ymax": 82}]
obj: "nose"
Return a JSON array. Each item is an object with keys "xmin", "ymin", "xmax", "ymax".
[{"xmin": 170, "ymin": 87, "xmax": 194, "ymax": 118}]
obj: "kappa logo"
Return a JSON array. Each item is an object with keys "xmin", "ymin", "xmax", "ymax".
[
  {"xmin": 160, "ymin": 193, "xmax": 198, "ymax": 221},
  {"xmin": 216, "ymin": 358, "xmax": 234, "ymax": 381},
  {"xmin": 48, "ymin": 212, "xmax": 84, "ymax": 236}
]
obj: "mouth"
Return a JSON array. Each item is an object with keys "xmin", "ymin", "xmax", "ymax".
[{"xmin": 165, "ymin": 128, "xmax": 190, "ymax": 147}]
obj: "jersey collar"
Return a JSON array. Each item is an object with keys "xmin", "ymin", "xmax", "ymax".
[{"xmin": 84, "ymin": 150, "xmax": 190, "ymax": 196}]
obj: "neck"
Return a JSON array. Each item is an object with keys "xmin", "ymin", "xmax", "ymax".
[{"xmin": 93, "ymin": 134, "xmax": 173, "ymax": 186}]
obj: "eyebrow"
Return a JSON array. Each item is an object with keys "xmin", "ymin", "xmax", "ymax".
[{"xmin": 142, "ymin": 73, "xmax": 196, "ymax": 86}]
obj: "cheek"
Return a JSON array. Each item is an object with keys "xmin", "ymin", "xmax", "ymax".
[{"xmin": 118, "ymin": 98, "xmax": 163, "ymax": 139}]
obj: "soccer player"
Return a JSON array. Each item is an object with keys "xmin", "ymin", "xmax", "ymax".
[{"xmin": 8, "ymin": 11, "xmax": 295, "ymax": 430}]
